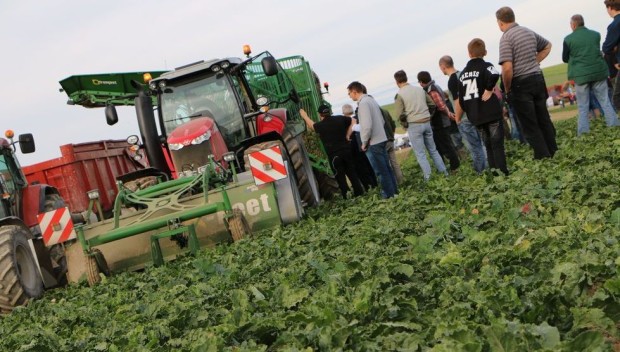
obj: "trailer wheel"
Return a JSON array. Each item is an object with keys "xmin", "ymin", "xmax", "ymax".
[
  {"xmin": 282, "ymin": 130, "xmax": 320, "ymax": 207},
  {"xmin": 43, "ymin": 193, "xmax": 66, "ymax": 211},
  {"xmin": 86, "ymin": 249, "xmax": 109, "ymax": 286},
  {"xmin": 227, "ymin": 209, "xmax": 250, "ymax": 242},
  {"xmin": 0, "ymin": 225, "xmax": 44, "ymax": 313}
]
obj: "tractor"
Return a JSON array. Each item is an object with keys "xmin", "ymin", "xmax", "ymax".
[
  {"xmin": 0, "ymin": 131, "xmax": 74, "ymax": 313},
  {"xmin": 58, "ymin": 48, "xmax": 339, "ymax": 284}
]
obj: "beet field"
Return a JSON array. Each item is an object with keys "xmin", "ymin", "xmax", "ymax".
[{"xmin": 1, "ymin": 118, "xmax": 619, "ymax": 351}]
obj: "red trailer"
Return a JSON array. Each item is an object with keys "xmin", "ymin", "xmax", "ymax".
[{"xmin": 22, "ymin": 140, "xmax": 147, "ymax": 216}]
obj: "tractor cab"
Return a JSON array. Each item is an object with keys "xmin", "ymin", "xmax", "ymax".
[{"xmin": 0, "ymin": 131, "xmax": 35, "ymax": 219}]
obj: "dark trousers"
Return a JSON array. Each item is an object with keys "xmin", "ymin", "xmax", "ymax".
[
  {"xmin": 477, "ymin": 121, "xmax": 509, "ymax": 175},
  {"xmin": 351, "ymin": 135, "xmax": 377, "ymax": 191},
  {"xmin": 329, "ymin": 149, "xmax": 365, "ymax": 198},
  {"xmin": 511, "ymin": 73, "xmax": 557, "ymax": 159},
  {"xmin": 432, "ymin": 126, "xmax": 460, "ymax": 170}
]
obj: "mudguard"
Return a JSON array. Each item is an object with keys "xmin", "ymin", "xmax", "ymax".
[
  {"xmin": 257, "ymin": 108, "xmax": 287, "ymax": 136},
  {"xmin": 20, "ymin": 184, "xmax": 61, "ymax": 228}
]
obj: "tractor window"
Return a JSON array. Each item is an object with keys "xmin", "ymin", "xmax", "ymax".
[
  {"xmin": 160, "ymin": 74, "xmax": 246, "ymax": 147},
  {"xmin": 0, "ymin": 154, "xmax": 16, "ymax": 200}
]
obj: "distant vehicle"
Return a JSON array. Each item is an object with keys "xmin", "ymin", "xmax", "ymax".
[{"xmin": 393, "ymin": 133, "xmax": 410, "ymax": 150}]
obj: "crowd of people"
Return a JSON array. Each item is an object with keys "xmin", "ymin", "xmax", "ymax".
[{"xmin": 302, "ymin": 4, "xmax": 620, "ymax": 200}]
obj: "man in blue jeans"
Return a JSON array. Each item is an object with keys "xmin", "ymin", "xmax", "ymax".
[
  {"xmin": 393, "ymin": 70, "xmax": 448, "ymax": 181},
  {"xmin": 439, "ymin": 55, "xmax": 488, "ymax": 174},
  {"xmin": 347, "ymin": 81, "xmax": 397, "ymax": 198},
  {"xmin": 564, "ymin": 14, "xmax": 619, "ymax": 135}
]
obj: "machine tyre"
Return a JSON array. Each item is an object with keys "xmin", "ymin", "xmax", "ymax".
[
  {"xmin": 282, "ymin": 130, "xmax": 320, "ymax": 207},
  {"xmin": 314, "ymin": 169, "xmax": 339, "ymax": 201},
  {"xmin": 228, "ymin": 209, "xmax": 250, "ymax": 242},
  {"xmin": 0, "ymin": 225, "xmax": 44, "ymax": 313},
  {"xmin": 86, "ymin": 249, "xmax": 109, "ymax": 286}
]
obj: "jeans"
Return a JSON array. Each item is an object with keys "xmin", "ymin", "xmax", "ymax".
[
  {"xmin": 407, "ymin": 122, "xmax": 447, "ymax": 180},
  {"xmin": 457, "ymin": 116, "xmax": 487, "ymax": 174},
  {"xmin": 507, "ymin": 105, "xmax": 526, "ymax": 143},
  {"xmin": 365, "ymin": 141, "xmax": 397, "ymax": 198},
  {"xmin": 511, "ymin": 73, "xmax": 557, "ymax": 159},
  {"xmin": 576, "ymin": 80, "xmax": 620, "ymax": 136},
  {"xmin": 477, "ymin": 121, "xmax": 509, "ymax": 175}
]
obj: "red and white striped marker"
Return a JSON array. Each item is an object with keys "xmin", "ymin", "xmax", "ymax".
[
  {"xmin": 37, "ymin": 207, "xmax": 76, "ymax": 247},
  {"xmin": 248, "ymin": 146, "xmax": 287, "ymax": 185}
]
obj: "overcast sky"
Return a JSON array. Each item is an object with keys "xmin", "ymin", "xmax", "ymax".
[{"xmin": 0, "ymin": 0, "xmax": 606, "ymax": 165}]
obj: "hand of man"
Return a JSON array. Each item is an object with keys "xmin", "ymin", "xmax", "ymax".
[
  {"xmin": 482, "ymin": 89, "xmax": 493, "ymax": 102},
  {"xmin": 361, "ymin": 143, "xmax": 368, "ymax": 152},
  {"xmin": 615, "ymin": 63, "xmax": 620, "ymax": 70}
]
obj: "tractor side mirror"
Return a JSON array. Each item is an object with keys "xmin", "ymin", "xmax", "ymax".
[
  {"xmin": 261, "ymin": 56, "xmax": 279, "ymax": 76},
  {"xmin": 105, "ymin": 104, "xmax": 119, "ymax": 126},
  {"xmin": 18, "ymin": 134, "xmax": 35, "ymax": 154}
]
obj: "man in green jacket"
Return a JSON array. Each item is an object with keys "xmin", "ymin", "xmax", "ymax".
[{"xmin": 563, "ymin": 14, "xmax": 620, "ymax": 135}]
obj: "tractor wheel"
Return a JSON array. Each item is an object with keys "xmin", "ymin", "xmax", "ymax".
[
  {"xmin": 314, "ymin": 169, "xmax": 339, "ymax": 201},
  {"xmin": 86, "ymin": 249, "xmax": 109, "ymax": 286},
  {"xmin": 0, "ymin": 225, "xmax": 44, "ymax": 313},
  {"xmin": 227, "ymin": 209, "xmax": 250, "ymax": 242},
  {"xmin": 282, "ymin": 130, "xmax": 320, "ymax": 207}
]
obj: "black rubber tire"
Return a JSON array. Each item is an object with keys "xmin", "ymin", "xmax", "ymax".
[
  {"xmin": 314, "ymin": 169, "xmax": 339, "ymax": 201},
  {"xmin": 0, "ymin": 225, "xmax": 44, "ymax": 313},
  {"xmin": 282, "ymin": 130, "xmax": 320, "ymax": 207},
  {"xmin": 86, "ymin": 249, "xmax": 109, "ymax": 286},
  {"xmin": 227, "ymin": 209, "xmax": 251, "ymax": 242}
]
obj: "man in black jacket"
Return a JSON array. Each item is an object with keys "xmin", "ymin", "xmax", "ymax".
[
  {"xmin": 301, "ymin": 105, "xmax": 365, "ymax": 198},
  {"xmin": 417, "ymin": 71, "xmax": 461, "ymax": 172}
]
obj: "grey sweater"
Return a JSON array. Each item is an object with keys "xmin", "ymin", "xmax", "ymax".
[
  {"xmin": 394, "ymin": 84, "xmax": 433, "ymax": 123},
  {"xmin": 358, "ymin": 94, "xmax": 388, "ymax": 147}
]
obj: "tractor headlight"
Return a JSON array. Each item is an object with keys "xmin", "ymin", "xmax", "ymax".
[
  {"xmin": 191, "ymin": 130, "xmax": 211, "ymax": 145},
  {"xmin": 149, "ymin": 81, "xmax": 157, "ymax": 90},
  {"xmin": 169, "ymin": 143, "xmax": 184, "ymax": 151},
  {"xmin": 158, "ymin": 80, "xmax": 167, "ymax": 89},
  {"xmin": 126, "ymin": 135, "xmax": 140, "ymax": 145},
  {"xmin": 211, "ymin": 65, "xmax": 221, "ymax": 73},
  {"xmin": 223, "ymin": 152, "xmax": 236, "ymax": 162},
  {"xmin": 220, "ymin": 61, "xmax": 230, "ymax": 69}
]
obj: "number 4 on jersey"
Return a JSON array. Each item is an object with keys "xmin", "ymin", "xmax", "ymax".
[{"xmin": 462, "ymin": 79, "xmax": 479, "ymax": 101}]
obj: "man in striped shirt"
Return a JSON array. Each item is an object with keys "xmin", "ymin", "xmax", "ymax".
[{"xmin": 496, "ymin": 6, "xmax": 557, "ymax": 159}]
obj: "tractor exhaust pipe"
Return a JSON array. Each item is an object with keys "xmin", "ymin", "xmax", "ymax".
[{"xmin": 134, "ymin": 90, "xmax": 171, "ymax": 178}]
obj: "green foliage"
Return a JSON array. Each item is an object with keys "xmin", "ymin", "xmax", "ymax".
[
  {"xmin": 1, "ymin": 118, "xmax": 619, "ymax": 351},
  {"xmin": 542, "ymin": 63, "xmax": 568, "ymax": 87}
]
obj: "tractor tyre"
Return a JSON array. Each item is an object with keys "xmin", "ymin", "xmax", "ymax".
[
  {"xmin": 314, "ymin": 169, "xmax": 339, "ymax": 201},
  {"xmin": 227, "ymin": 209, "xmax": 251, "ymax": 242},
  {"xmin": 86, "ymin": 249, "xmax": 109, "ymax": 286},
  {"xmin": 0, "ymin": 225, "xmax": 44, "ymax": 313},
  {"xmin": 282, "ymin": 130, "xmax": 320, "ymax": 207}
]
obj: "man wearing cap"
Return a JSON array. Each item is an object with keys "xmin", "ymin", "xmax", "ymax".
[{"xmin": 300, "ymin": 105, "xmax": 365, "ymax": 199}]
